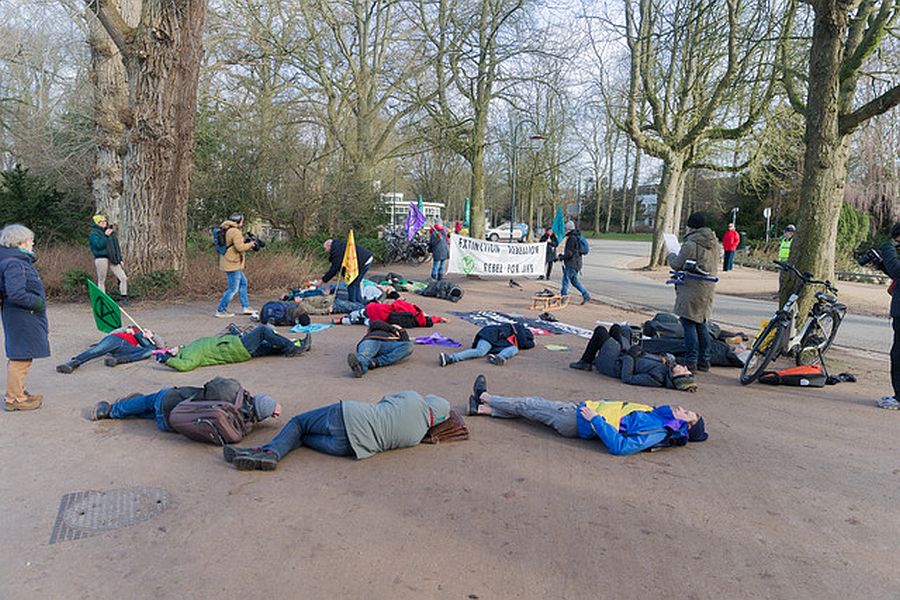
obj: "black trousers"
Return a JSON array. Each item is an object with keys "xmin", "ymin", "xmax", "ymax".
[
  {"xmin": 545, "ymin": 260, "xmax": 554, "ymax": 280},
  {"xmin": 892, "ymin": 318, "xmax": 900, "ymax": 399},
  {"xmin": 579, "ymin": 324, "xmax": 624, "ymax": 364}
]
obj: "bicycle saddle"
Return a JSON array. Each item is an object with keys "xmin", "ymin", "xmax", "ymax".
[{"xmin": 815, "ymin": 291, "xmax": 837, "ymax": 304}]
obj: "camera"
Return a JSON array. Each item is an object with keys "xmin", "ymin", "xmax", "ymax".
[
  {"xmin": 856, "ymin": 248, "xmax": 882, "ymax": 268},
  {"xmin": 244, "ymin": 232, "xmax": 266, "ymax": 251}
]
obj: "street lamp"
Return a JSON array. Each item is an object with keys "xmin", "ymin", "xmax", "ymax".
[{"xmin": 509, "ymin": 118, "xmax": 545, "ymax": 242}]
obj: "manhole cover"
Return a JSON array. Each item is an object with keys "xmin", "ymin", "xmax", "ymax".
[{"xmin": 49, "ymin": 487, "xmax": 170, "ymax": 544}]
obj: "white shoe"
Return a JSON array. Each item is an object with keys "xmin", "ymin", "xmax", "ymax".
[
  {"xmin": 877, "ymin": 396, "xmax": 899, "ymax": 410},
  {"xmin": 242, "ymin": 307, "xmax": 256, "ymax": 315},
  {"xmin": 215, "ymin": 311, "xmax": 235, "ymax": 318}
]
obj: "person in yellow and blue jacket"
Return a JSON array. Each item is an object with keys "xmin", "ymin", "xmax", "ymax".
[{"xmin": 466, "ymin": 374, "xmax": 708, "ymax": 456}]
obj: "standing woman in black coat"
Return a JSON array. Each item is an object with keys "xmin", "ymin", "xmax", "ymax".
[
  {"xmin": 0, "ymin": 224, "xmax": 49, "ymax": 411},
  {"xmin": 539, "ymin": 226, "xmax": 558, "ymax": 280}
]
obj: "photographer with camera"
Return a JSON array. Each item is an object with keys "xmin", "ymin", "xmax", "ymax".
[
  {"xmin": 867, "ymin": 223, "xmax": 900, "ymax": 410},
  {"xmin": 215, "ymin": 213, "xmax": 258, "ymax": 318}
]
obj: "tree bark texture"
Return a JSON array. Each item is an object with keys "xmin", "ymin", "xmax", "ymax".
[{"xmin": 649, "ymin": 152, "xmax": 687, "ymax": 266}]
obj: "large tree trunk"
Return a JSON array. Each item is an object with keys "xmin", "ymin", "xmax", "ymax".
[
  {"xmin": 628, "ymin": 147, "xmax": 641, "ymax": 232},
  {"xmin": 469, "ymin": 140, "xmax": 486, "ymax": 238},
  {"xmin": 648, "ymin": 152, "xmax": 687, "ymax": 266}
]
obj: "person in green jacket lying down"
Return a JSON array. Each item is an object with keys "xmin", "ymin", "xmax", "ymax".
[{"xmin": 156, "ymin": 325, "xmax": 311, "ymax": 372}]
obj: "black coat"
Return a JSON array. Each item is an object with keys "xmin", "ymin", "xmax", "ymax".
[
  {"xmin": 880, "ymin": 241, "xmax": 900, "ymax": 318},
  {"xmin": 0, "ymin": 246, "xmax": 50, "ymax": 360},
  {"xmin": 561, "ymin": 230, "xmax": 582, "ymax": 271},
  {"xmin": 473, "ymin": 323, "xmax": 532, "ymax": 353},
  {"xmin": 539, "ymin": 231, "xmax": 558, "ymax": 263},
  {"xmin": 322, "ymin": 240, "xmax": 374, "ymax": 283}
]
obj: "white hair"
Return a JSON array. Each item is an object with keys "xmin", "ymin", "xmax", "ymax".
[{"xmin": 0, "ymin": 224, "xmax": 35, "ymax": 247}]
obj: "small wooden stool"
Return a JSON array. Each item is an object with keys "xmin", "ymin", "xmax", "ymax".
[{"xmin": 530, "ymin": 294, "xmax": 568, "ymax": 311}]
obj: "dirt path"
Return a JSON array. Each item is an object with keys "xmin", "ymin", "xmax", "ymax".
[{"xmin": 1, "ymin": 266, "xmax": 897, "ymax": 599}]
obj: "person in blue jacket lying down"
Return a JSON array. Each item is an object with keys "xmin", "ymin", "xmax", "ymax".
[{"xmin": 466, "ymin": 374, "xmax": 708, "ymax": 456}]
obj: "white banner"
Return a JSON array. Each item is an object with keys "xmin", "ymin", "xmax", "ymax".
[{"xmin": 448, "ymin": 234, "xmax": 546, "ymax": 277}]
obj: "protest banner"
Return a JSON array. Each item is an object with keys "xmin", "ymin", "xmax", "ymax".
[{"xmin": 448, "ymin": 234, "xmax": 546, "ymax": 277}]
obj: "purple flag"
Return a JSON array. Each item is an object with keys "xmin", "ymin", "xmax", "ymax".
[{"xmin": 404, "ymin": 202, "xmax": 426, "ymax": 240}]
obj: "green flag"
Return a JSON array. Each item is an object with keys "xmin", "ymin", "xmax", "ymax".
[
  {"xmin": 417, "ymin": 194, "xmax": 425, "ymax": 213},
  {"xmin": 86, "ymin": 278, "xmax": 122, "ymax": 333},
  {"xmin": 464, "ymin": 197, "xmax": 471, "ymax": 228},
  {"xmin": 552, "ymin": 206, "xmax": 565, "ymax": 243}
]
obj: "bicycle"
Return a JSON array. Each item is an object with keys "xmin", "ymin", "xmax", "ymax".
[
  {"xmin": 739, "ymin": 261, "xmax": 847, "ymax": 385},
  {"xmin": 381, "ymin": 227, "xmax": 431, "ymax": 265}
]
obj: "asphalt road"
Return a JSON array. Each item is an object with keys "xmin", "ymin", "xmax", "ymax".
[{"xmin": 577, "ymin": 239, "xmax": 891, "ymax": 354}]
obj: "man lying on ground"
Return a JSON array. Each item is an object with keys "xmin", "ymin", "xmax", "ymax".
[
  {"xmin": 155, "ymin": 324, "xmax": 310, "ymax": 372},
  {"xmin": 223, "ymin": 390, "xmax": 450, "ymax": 471},
  {"xmin": 569, "ymin": 324, "xmax": 697, "ymax": 391},
  {"xmin": 466, "ymin": 374, "xmax": 707, "ymax": 456},
  {"xmin": 347, "ymin": 320, "xmax": 413, "ymax": 377},
  {"xmin": 57, "ymin": 326, "xmax": 164, "ymax": 373},
  {"xmin": 439, "ymin": 323, "xmax": 534, "ymax": 367},
  {"xmin": 337, "ymin": 297, "xmax": 443, "ymax": 328}
]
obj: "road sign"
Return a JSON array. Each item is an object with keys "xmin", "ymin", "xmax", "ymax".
[{"xmin": 763, "ymin": 207, "xmax": 772, "ymax": 218}]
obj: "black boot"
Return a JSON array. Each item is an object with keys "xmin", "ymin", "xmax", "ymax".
[
  {"xmin": 91, "ymin": 401, "xmax": 111, "ymax": 421},
  {"xmin": 56, "ymin": 360, "xmax": 79, "ymax": 374}
]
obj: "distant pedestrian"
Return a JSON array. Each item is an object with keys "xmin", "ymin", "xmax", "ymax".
[
  {"xmin": 89, "ymin": 214, "xmax": 128, "ymax": 304},
  {"xmin": 778, "ymin": 224, "xmax": 796, "ymax": 262},
  {"xmin": 216, "ymin": 213, "xmax": 258, "ymax": 318},
  {"xmin": 0, "ymin": 224, "xmax": 48, "ymax": 411},
  {"xmin": 559, "ymin": 221, "xmax": 590, "ymax": 305},
  {"xmin": 454, "ymin": 220, "xmax": 462, "ymax": 234},
  {"xmin": 539, "ymin": 226, "xmax": 558, "ymax": 280},
  {"xmin": 722, "ymin": 223, "xmax": 740, "ymax": 271},
  {"xmin": 428, "ymin": 220, "xmax": 450, "ymax": 280}
]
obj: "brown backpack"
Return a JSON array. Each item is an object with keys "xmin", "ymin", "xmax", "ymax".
[{"xmin": 167, "ymin": 377, "xmax": 255, "ymax": 445}]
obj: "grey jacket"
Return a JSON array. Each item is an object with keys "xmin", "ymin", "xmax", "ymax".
[{"xmin": 668, "ymin": 227, "xmax": 719, "ymax": 323}]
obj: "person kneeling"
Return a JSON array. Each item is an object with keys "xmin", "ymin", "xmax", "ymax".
[
  {"xmin": 57, "ymin": 326, "xmax": 163, "ymax": 373},
  {"xmin": 466, "ymin": 375, "xmax": 707, "ymax": 456},
  {"xmin": 347, "ymin": 320, "xmax": 413, "ymax": 377},
  {"xmin": 439, "ymin": 323, "xmax": 534, "ymax": 367},
  {"xmin": 223, "ymin": 391, "xmax": 450, "ymax": 471},
  {"xmin": 156, "ymin": 324, "xmax": 310, "ymax": 372}
]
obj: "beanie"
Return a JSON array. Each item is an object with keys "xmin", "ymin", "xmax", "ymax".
[
  {"xmin": 253, "ymin": 393, "xmax": 278, "ymax": 420},
  {"xmin": 92, "ymin": 214, "xmax": 107, "ymax": 225},
  {"xmin": 672, "ymin": 373, "xmax": 697, "ymax": 393},
  {"xmin": 688, "ymin": 417, "xmax": 708, "ymax": 442},
  {"xmin": 565, "ymin": 220, "xmax": 575, "ymax": 231},
  {"xmin": 423, "ymin": 394, "xmax": 451, "ymax": 426},
  {"xmin": 686, "ymin": 212, "xmax": 706, "ymax": 229}
]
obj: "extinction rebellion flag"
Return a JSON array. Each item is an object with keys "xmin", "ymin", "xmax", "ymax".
[{"xmin": 86, "ymin": 278, "xmax": 122, "ymax": 333}]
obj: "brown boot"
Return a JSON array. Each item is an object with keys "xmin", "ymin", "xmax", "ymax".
[{"xmin": 5, "ymin": 395, "xmax": 42, "ymax": 411}]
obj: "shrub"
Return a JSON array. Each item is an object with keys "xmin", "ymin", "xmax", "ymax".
[{"xmin": 0, "ymin": 166, "xmax": 92, "ymax": 244}]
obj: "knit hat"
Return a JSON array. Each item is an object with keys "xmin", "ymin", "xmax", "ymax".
[
  {"xmin": 686, "ymin": 212, "xmax": 706, "ymax": 229},
  {"xmin": 253, "ymin": 393, "xmax": 278, "ymax": 420},
  {"xmin": 92, "ymin": 214, "xmax": 107, "ymax": 225},
  {"xmin": 565, "ymin": 220, "xmax": 575, "ymax": 232},
  {"xmin": 672, "ymin": 373, "xmax": 698, "ymax": 393},
  {"xmin": 423, "ymin": 394, "xmax": 450, "ymax": 426},
  {"xmin": 688, "ymin": 417, "xmax": 708, "ymax": 442}
]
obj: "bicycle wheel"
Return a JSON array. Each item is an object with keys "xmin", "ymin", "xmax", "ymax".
[
  {"xmin": 740, "ymin": 319, "xmax": 787, "ymax": 385},
  {"xmin": 795, "ymin": 310, "xmax": 842, "ymax": 365}
]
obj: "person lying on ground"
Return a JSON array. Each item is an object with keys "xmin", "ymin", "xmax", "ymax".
[
  {"xmin": 57, "ymin": 326, "xmax": 164, "ymax": 373},
  {"xmin": 466, "ymin": 374, "xmax": 708, "ymax": 456},
  {"xmin": 337, "ymin": 298, "xmax": 444, "ymax": 328},
  {"xmin": 347, "ymin": 320, "xmax": 413, "ymax": 377},
  {"xmin": 155, "ymin": 324, "xmax": 310, "ymax": 372},
  {"xmin": 223, "ymin": 390, "xmax": 450, "ymax": 471},
  {"xmin": 439, "ymin": 322, "xmax": 534, "ymax": 367},
  {"xmin": 89, "ymin": 377, "xmax": 281, "ymax": 433},
  {"xmin": 569, "ymin": 324, "xmax": 697, "ymax": 391}
]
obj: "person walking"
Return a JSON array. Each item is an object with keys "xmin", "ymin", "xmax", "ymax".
[
  {"xmin": 559, "ymin": 221, "xmax": 590, "ymax": 305},
  {"xmin": 89, "ymin": 214, "xmax": 128, "ymax": 304},
  {"xmin": 539, "ymin": 226, "xmax": 559, "ymax": 280},
  {"xmin": 0, "ymin": 224, "xmax": 49, "ymax": 411},
  {"xmin": 667, "ymin": 212, "xmax": 719, "ymax": 372},
  {"xmin": 428, "ymin": 220, "xmax": 450, "ymax": 281},
  {"xmin": 319, "ymin": 238, "xmax": 374, "ymax": 304},
  {"xmin": 722, "ymin": 223, "xmax": 740, "ymax": 272},
  {"xmin": 216, "ymin": 213, "xmax": 257, "ymax": 318}
]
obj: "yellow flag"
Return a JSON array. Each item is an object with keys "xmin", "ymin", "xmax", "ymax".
[{"xmin": 341, "ymin": 229, "xmax": 359, "ymax": 284}]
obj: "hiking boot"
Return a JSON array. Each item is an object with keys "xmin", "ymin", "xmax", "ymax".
[
  {"xmin": 226, "ymin": 323, "xmax": 243, "ymax": 336},
  {"xmin": 296, "ymin": 334, "xmax": 312, "ymax": 352},
  {"xmin": 487, "ymin": 354, "xmax": 507, "ymax": 366},
  {"xmin": 242, "ymin": 307, "xmax": 256, "ymax": 315},
  {"xmin": 5, "ymin": 395, "xmax": 42, "ymax": 411},
  {"xmin": 348, "ymin": 353, "xmax": 365, "ymax": 378},
  {"xmin": 223, "ymin": 445, "xmax": 262, "ymax": 463},
  {"xmin": 215, "ymin": 311, "xmax": 235, "ymax": 318},
  {"xmin": 104, "ymin": 356, "xmax": 122, "ymax": 367},
  {"xmin": 569, "ymin": 360, "xmax": 592, "ymax": 371},
  {"xmin": 91, "ymin": 401, "xmax": 111, "ymax": 420},
  {"xmin": 469, "ymin": 374, "xmax": 487, "ymax": 416},
  {"xmin": 439, "ymin": 352, "xmax": 450, "ymax": 367},
  {"xmin": 56, "ymin": 360, "xmax": 79, "ymax": 374},
  {"xmin": 232, "ymin": 449, "xmax": 278, "ymax": 471},
  {"xmin": 697, "ymin": 360, "xmax": 711, "ymax": 372}
]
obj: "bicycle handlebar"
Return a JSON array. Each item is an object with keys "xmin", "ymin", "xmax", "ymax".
[{"xmin": 773, "ymin": 261, "xmax": 838, "ymax": 293}]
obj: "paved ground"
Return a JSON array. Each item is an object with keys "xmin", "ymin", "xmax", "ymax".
[
  {"xmin": 576, "ymin": 239, "xmax": 891, "ymax": 354},
  {"xmin": 1, "ymin": 265, "xmax": 898, "ymax": 599}
]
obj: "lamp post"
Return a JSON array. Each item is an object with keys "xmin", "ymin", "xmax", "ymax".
[{"xmin": 509, "ymin": 118, "xmax": 545, "ymax": 242}]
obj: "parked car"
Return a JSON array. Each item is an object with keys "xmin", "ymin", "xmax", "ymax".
[{"xmin": 486, "ymin": 222, "xmax": 527, "ymax": 242}]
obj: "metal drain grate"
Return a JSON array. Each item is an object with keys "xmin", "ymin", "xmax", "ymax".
[{"xmin": 49, "ymin": 487, "xmax": 170, "ymax": 544}]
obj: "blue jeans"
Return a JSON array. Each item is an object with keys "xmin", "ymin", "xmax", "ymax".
[
  {"xmin": 431, "ymin": 259, "xmax": 446, "ymax": 280},
  {"xmin": 449, "ymin": 339, "xmax": 518, "ymax": 363},
  {"xmin": 486, "ymin": 395, "xmax": 579, "ymax": 438},
  {"xmin": 218, "ymin": 270, "xmax": 249, "ymax": 312},
  {"xmin": 355, "ymin": 340, "xmax": 413, "ymax": 373},
  {"xmin": 239, "ymin": 326, "xmax": 294, "ymax": 357},
  {"xmin": 723, "ymin": 250, "xmax": 735, "ymax": 271},
  {"xmin": 347, "ymin": 260, "xmax": 373, "ymax": 304},
  {"xmin": 109, "ymin": 388, "xmax": 174, "ymax": 432},
  {"xmin": 72, "ymin": 335, "xmax": 152, "ymax": 365},
  {"xmin": 262, "ymin": 402, "xmax": 354, "ymax": 460},
  {"xmin": 680, "ymin": 317, "xmax": 710, "ymax": 365},
  {"xmin": 561, "ymin": 266, "xmax": 590, "ymax": 300}
]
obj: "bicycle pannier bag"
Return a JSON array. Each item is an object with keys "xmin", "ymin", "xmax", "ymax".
[{"xmin": 759, "ymin": 364, "xmax": 826, "ymax": 388}]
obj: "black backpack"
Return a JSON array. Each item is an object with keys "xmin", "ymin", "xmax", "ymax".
[{"xmin": 260, "ymin": 301, "xmax": 311, "ymax": 327}]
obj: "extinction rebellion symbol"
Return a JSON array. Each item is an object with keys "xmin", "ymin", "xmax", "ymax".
[
  {"xmin": 93, "ymin": 294, "xmax": 121, "ymax": 330},
  {"xmin": 461, "ymin": 255, "xmax": 476, "ymax": 275}
]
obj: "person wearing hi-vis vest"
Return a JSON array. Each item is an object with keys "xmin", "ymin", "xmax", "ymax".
[
  {"xmin": 465, "ymin": 375, "xmax": 708, "ymax": 456},
  {"xmin": 778, "ymin": 224, "xmax": 796, "ymax": 262}
]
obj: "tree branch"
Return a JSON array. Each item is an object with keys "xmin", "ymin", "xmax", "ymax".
[
  {"xmin": 839, "ymin": 83, "xmax": 900, "ymax": 134},
  {"xmin": 88, "ymin": 0, "xmax": 135, "ymax": 57}
]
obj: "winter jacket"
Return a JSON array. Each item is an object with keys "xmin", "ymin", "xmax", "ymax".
[
  {"xmin": 341, "ymin": 391, "xmax": 450, "ymax": 459},
  {"xmin": 880, "ymin": 241, "xmax": 900, "ymax": 318},
  {"xmin": 365, "ymin": 299, "xmax": 431, "ymax": 327},
  {"xmin": 428, "ymin": 227, "xmax": 450, "ymax": 261},
  {"xmin": 0, "ymin": 246, "xmax": 50, "ymax": 360},
  {"xmin": 473, "ymin": 323, "xmax": 533, "ymax": 353},
  {"xmin": 164, "ymin": 335, "xmax": 252, "ymax": 372},
  {"xmin": 722, "ymin": 229, "xmax": 740, "ymax": 252},
  {"xmin": 593, "ymin": 330, "xmax": 673, "ymax": 388},
  {"xmin": 540, "ymin": 231, "xmax": 559, "ymax": 263},
  {"xmin": 360, "ymin": 321, "xmax": 409, "ymax": 346},
  {"xmin": 218, "ymin": 220, "xmax": 255, "ymax": 272},
  {"xmin": 575, "ymin": 401, "xmax": 690, "ymax": 456},
  {"xmin": 668, "ymin": 227, "xmax": 719, "ymax": 323},
  {"xmin": 322, "ymin": 240, "xmax": 374, "ymax": 283},
  {"xmin": 561, "ymin": 230, "xmax": 583, "ymax": 271},
  {"xmin": 89, "ymin": 225, "xmax": 124, "ymax": 264}
]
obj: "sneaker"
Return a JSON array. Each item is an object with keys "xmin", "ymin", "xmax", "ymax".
[
  {"xmin": 223, "ymin": 445, "xmax": 261, "ymax": 463},
  {"xmin": 348, "ymin": 353, "xmax": 365, "ymax": 378},
  {"xmin": 469, "ymin": 374, "xmax": 488, "ymax": 416},
  {"xmin": 104, "ymin": 356, "xmax": 121, "ymax": 367},
  {"xmin": 91, "ymin": 401, "xmax": 111, "ymax": 420},
  {"xmin": 56, "ymin": 360, "xmax": 78, "ymax": 374},
  {"xmin": 215, "ymin": 311, "xmax": 235, "ymax": 318},
  {"xmin": 877, "ymin": 396, "xmax": 900, "ymax": 410},
  {"xmin": 5, "ymin": 395, "xmax": 42, "ymax": 411},
  {"xmin": 242, "ymin": 307, "xmax": 256, "ymax": 315},
  {"xmin": 232, "ymin": 449, "xmax": 278, "ymax": 471},
  {"xmin": 697, "ymin": 360, "xmax": 711, "ymax": 372},
  {"xmin": 487, "ymin": 354, "xmax": 507, "ymax": 366},
  {"xmin": 439, "ymin": 352, "xmax": 450, "ymax": 367},
  {"xmin": 569, "ymin": 360, "xmax": 592, "ymax": 371},
  {"xmin": 580, "ymin": 296, "xmax": 591, "ymax": 306}
]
